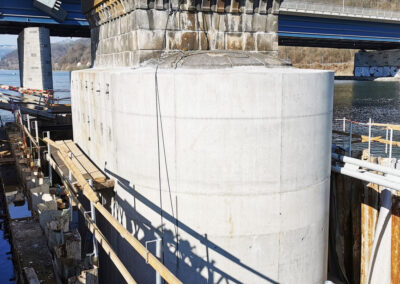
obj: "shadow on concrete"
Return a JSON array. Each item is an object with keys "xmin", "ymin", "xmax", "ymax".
[{"xmin": 92, "ymin": 168, "xmax": 279, "ymax": 284}]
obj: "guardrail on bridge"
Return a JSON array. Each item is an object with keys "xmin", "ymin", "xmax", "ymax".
[{"xmin": 280, "ymin": 1, "xmax": 400, "ymax": 22}]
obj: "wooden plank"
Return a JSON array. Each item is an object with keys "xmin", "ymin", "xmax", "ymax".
[
  {"xmin": 55, "ymin": 141, "xmax": 71, "ymax": 155},
  {"xmin": 58, "ymin": 141, "xmax": 101, "ymax": 181},
  {"xmin": 93, "ymin": 179, "xmax": 115, "ymax": 191},
  {"xmin": 19, "ymin": 124, "xmax": 38, "ymax": 148},
  {"xmin": 0, "ymin": 150, "xmax": 11, "ymax": 157},
  {"xmin": 64, "ymin": 140, "xmax": 83, "ymax": 157},
  {"xmin": 50, "ymin": 146, "xmax": 77, "ymax": 183},
  {"xmin": 44, "ymin": 138, "xmax": 99, "ymax": 203},
  {"xmin": 75, "ymin": 154, "xmax": 98, "ymax": 174},
  {"xmin": 75, "ymin": 155, "xmax": 106, "ymax": 182},
  {"xmin": 62, "ymin": 140, "xmax": 106, "ymax": 182},
  {"xmin": 52, "ymin": 140, "xmax": 108, "ymax": 184},
  {"xmin": 63, "ymin": 140, "xmax": 94, "ymax": 178},
  {"xmin": 89, "ymin": 171, "xmax": 106, "ymax": 183},
  {"xmin": 71, "ymin": 156, "xmax": 89, "ymax": 176}
]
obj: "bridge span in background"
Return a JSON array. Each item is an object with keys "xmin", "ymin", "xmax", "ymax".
[
  {"xmin": 0, "ymin": 1, "xmax": 399, "ymax": 48},
  {"xmin": 0, "ymin": 0, "xmax": 89, "ymax": 37},
  {"xmin": 278, "ymin": 1, "xmax": 400, "ymax": 50}
]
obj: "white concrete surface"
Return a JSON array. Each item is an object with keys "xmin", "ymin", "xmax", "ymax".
[{"xmin": 71, "ymin": 65, "xmax": 334, "ymax": 283}]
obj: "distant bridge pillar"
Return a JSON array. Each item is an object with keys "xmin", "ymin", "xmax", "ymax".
[
  {"xmin": 17, "ymin": 27, "xmax": 53, "ymax": 90},
  {"xmin": 354, "ymin": 50, "xmax": 400, "ymax": 78}
]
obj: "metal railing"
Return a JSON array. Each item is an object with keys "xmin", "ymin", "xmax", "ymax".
[
  {"xmin": 334, "ymin": 117, "xmax": 400, "ymax": 160},
  {"xmin": 332, "ymin": 118, "xmax": 400, "ymax": 192},
  {"xmin": 280, "ymin": 1, "xmax": 400, "ymax": 22}
]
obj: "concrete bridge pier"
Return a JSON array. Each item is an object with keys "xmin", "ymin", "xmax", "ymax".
[
  {"xmin": 354, "ymin": 49, "xmax": 400, "ymax": 78},
  {"xmin": 73, "ymin": 0, "xmax": 333, "ymax": 283},
  {"xmin": 17, "ymin": 27, "xmax": 53, "ymax": 91}
]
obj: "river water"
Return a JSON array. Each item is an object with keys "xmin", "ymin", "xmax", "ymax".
[
  {"xmin": 0, "ymin": 70, "xmax": 71, "ymax": 122},
  {"xmin": 333, "ymin": 80, "xmax": 400, "ymax": 158}
]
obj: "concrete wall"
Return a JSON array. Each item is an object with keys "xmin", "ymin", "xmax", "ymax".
[
  {"xmin": 71, "ymin": 65, "xmax": 334, "ymax": 283},
  {"xmin": 354, "ymin": 49, "xmax": 400, "ymax": 78},
  {"xmin": 17, "ymin": 27, "xmax": 53, "ymax": 90}
]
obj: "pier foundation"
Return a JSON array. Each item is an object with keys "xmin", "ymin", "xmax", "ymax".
[
  {"xmin": 73, "ymin": 0, "xmax": 334, "ymax": 283},
  {"xmin": 17, "ymin": 27, "xmax": 53, "ymax": 90},
  {"xmin": 72, "ymin": 57, "xmax": 334, "ymax": 283}
]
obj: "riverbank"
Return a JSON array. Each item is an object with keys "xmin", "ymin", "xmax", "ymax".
[
  {"xmin": 335, "ymin": 76, "xmax": 400, "ymax": 81},
  {"xmin": 292, "ymin": 62, "xmax": 354, "ymax": 76}
]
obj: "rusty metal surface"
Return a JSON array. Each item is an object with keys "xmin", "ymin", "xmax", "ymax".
[
  {"xmin": 360, "ymin": 183, "xmax": 379, "ymax": 284},
  {"xmin": 330, "ymin": 152, "xmax": 400, "ymax": 283},
  {"xmin": 392, "ymin": 193, "xmax": 400, "ymax": 284}
]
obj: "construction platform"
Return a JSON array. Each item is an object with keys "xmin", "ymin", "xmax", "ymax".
[{"xmin": 49, "ymin": 140, "xmax": 114, "ymax": 191}]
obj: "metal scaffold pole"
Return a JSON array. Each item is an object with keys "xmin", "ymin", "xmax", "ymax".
[
  {"xmin": 35, "ymin": 120, "xmax": 40, "ymax": 167},
  {"xmin": 46, "ymin": 131, "xmax": 52, "ymax": 185}
]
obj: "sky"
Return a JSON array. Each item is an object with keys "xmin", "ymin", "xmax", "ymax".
[{"xmin": 0, "ymin": 34, "xmax": 78, "ymax": 46}]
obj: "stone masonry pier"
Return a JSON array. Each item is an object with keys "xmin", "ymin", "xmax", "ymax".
[{"xmin": 82, "ymin": 0, "xmax": 282, "ymax": 67}]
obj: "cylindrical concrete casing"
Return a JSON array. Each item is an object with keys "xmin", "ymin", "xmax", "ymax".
[{"xmin": 71, "ymin": 66, "xmax": 334, "ymax": 284}]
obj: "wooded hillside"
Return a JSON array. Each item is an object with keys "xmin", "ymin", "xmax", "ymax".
[{"xmin": 0, "ymin": 39, "xmax": 91, "ymax": 71}]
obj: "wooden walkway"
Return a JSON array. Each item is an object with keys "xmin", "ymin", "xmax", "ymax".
[{"xmin": 49, "ymin": 140, "xmax": 114, "ymax": 191}]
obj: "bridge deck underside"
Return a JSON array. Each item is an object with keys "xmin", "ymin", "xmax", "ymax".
[
  {"xmin": 279, "ymin": 15, "xmax": 400, "ymax": 50},
  {"xmin": 0, "ymin": 0, "xmax": 89, "ymax": 37}
]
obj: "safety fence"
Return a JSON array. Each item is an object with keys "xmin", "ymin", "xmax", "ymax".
[
  {"xmin": 280, "ymin": 1, "xmax": 400, "ymax": 22},
  {"xmin": 334, "ymin": 117, "xmax": 400, "ymax": 160}
]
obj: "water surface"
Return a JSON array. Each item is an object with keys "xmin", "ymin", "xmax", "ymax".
[
  {"xmin": 0, "ymin": 70, "xmax": 71, "ymax": 122},
  {"xmin": 333, "ymin": 80, "xmax": 400, "ymax": 157}
]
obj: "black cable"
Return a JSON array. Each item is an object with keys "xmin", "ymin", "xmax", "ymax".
[
  {"xmin": 154, "ymin": 1, "xmax": 180, "ymax": 270},
  {"xmin": 155, "ymin": 64, "xmax": 164, "ymax": 247}
]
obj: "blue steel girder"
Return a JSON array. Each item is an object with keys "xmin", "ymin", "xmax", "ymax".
[
  {"xmin": 278, "ymin": 15, "xmax": 400, "ymax": 50},
  {"xmin": 0, "ymin": 0, "xmax": 89, "ymax": 37}
]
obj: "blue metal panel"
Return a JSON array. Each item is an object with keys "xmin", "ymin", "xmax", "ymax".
[
  {"xmin": 0, "ymin": 0, "xmax": 87, "ymax": 25},
  {"xmin": 279, "ymin": 32, "xmax": 400, "ymax": 43},
  {"xmin": 278, "ymin": 14, "xmax": 400, "ymax": 49},
  {"xmin": 0, "ymin": 0, "xmax": 88, "ymax": 37}
]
